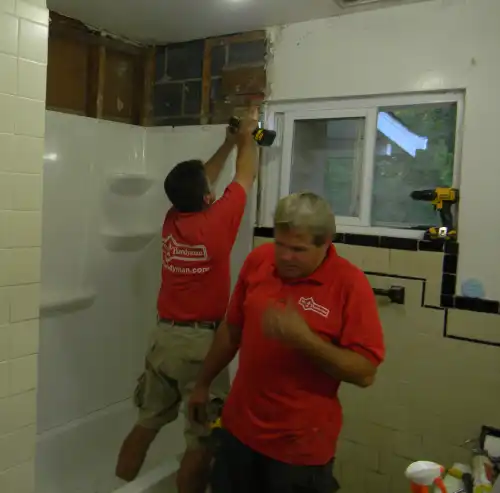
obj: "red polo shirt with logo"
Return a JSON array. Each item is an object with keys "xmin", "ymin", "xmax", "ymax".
[
  {"xmin": 222, "ymin": 242, "xmax": 385, "ymax": 465},
  {"xmin": 157, "ymin": 182, "xmax": 246, "ymax": 322}
]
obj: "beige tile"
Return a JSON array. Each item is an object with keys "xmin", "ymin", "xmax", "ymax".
[
  {"xmin": 378, "ymin": 451, "xmax": 412, "ymax": 476},
  {"xmin": 17, "ymin": 59, "xmax": 47, "ymax": 101},
  {"xmin": 447, "ymin": 309, "xmax": 500, "ymax": 344},
  {"xmin": 362, "ymin": 247, "xmax": 390, "ymax": 273},
  {"xmin": 0, "ymin": 360, "xmax": 9, "ymax": 397},
  {"xmin": 14, "ymin": 97, "xmax": 45, "ymax": 137},
  {"xmin": 0, "ymin": 53, "xmax": 17, "ymax": 95},
  {"xmin": 335, "ymin": 244, "xmax": 365, "ymax": 268},
  {"xmin": 0, "ymin": 288, "xmax": 9, "ymax": 325},
  {"xmin": 9, "ymin": 320, "xmax": 38, "ymax": 358},
  {"xmin": 0, "ymin": 94, "xmax": 16, "ymax": 134},
  {"xmin": 0, "ymin": 324, "xmax": 8, "ymax": 361},
  {"xmin": 0, "ymin": 390, "xmax": 36, "ymax": 435},
  {"xmin": 424, "ymin": 279, "xmax": 442, "ymax": 307},
  {"xmin": 0, "ymin": 173, "xmax": 13, "ymax": 210},
  {"xmin": 0, "ymin": 460, "xmax": 35, "ymax": 493},
  {"xmin": 11, "ymin": 174, "xmax": 42, "ymax": 211},
  {"xmin": 0, "ymin": 0, "xmax": 15, "ymax": 14},
  {"xmin": 0, "ymin": 248, "xmax": 41, "ymax": 286},
  {"xmin": 0, "ymin": 13, "xmax": 18, "ymax": 56},
  {"xmin": 0, "ymin": 134, "xmax": 16, "ymax": 173},
  {"xmin": 389, "ymin": 250, "xmax": 443, "ymax": 281},
  {"xmin": 253, "ymin": 236, "xmax": 273, "ymax": 249},
  {"xmin": 365, "ymin": 471, "xmax": 390, "ymax": 493},
  {"xmin": 8, "ymin": 284, "xmax": 40, "ymax": 322},
  {"xmin": 20, "ymin": 0, "xmax": 45, "ymax": 6},
  {"xmin": 18, "ymin": 19, "xmax": 47, "ymax": 63},
  {"xmin": 16, "ymin": 1, "xmax": 48, "ymax": 25},
  {"xmin": 0, "ymin": 425, "xmax": 35, "ymax": 471},
  {"xmin": 392, "ymin": 431, "xmax": 424, "ymax": 461},
  {"xmin": 336, "ymin": 439, "xmax": 379, "ymax": 471},
  {"xmin": 1, "ymin": 211, "xmax": 42, "ymax": 247},
  {"xmin": 9, "ymin": 354, "xmax": 37, "ymax": 394},
  {"xmin": 341, "ymin": 417, "xmax": 395, "ymax": 450},
  {"xmin": 13, "ymin": 136, "xmax": 44, "ymax": 173}
]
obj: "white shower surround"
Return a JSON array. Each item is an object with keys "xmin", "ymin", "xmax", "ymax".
[{"xmin": 37, "ymin": 112, "xmax": 253, "ymax": 493}]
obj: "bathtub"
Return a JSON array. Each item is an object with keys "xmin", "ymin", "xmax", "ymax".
[{"xmin": 36, "ymin": 398, "xmax": 184, "ymax": 493}]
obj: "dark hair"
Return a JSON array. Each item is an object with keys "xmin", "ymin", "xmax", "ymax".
[{"xmin": 164, "ymin": 160, "xmax": 209, "ymax": 212}]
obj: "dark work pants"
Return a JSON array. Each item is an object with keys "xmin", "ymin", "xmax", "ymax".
[{"xmin": 210, "ymin": 429, "xmax": 340, "ymax": 493}]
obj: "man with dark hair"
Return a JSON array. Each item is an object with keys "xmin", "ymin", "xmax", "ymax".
[{"xmin": 116, "ymin": 110, "xmax": 259, "ymax": 493}]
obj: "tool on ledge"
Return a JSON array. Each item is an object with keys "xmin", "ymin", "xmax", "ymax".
[
  {"xmin": 410, "ymin": 187, "xmax": 459, "ymax": 241},
  {"xmin": 228, "ymin": 116, "xmax": 277, "ymax": 147}
]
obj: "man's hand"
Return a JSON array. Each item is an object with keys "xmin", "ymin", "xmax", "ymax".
[
  {"xmin": 224, "ymin": 126, "xmax": 237, "ymax": 146},
  {"xmin": 262, "ymin": 299, "xmax": 312, "ymax": 347},
  {"xmin": 236, "ymin": 107, "xmax": 259, "ymax": 146},
  {"xmin": 188, "ymin": 385, "xmax": 210, "ymax": 425}
]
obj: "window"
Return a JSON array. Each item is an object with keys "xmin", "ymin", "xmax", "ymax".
[{"xmin": 260, "ymin": 93, "xmax": 462, "ymax": 237}]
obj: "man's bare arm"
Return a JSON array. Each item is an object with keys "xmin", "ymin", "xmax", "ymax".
[
  {"xmin": 293, "ymin": 330, "xmax": 377, "ymax": 387},
  {"xmin": 204, "ymin": 136, "xmax": 235, "ymax": 185},
  {"xmin": 196, "ymin": 320, "xmax": 241, "ymax": 387}
]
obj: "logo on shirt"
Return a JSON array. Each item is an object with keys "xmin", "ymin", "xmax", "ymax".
[
  {"xmin": 162, "ymin": 235, "xmax": 208, "ymax": 271},
  {"xmin": 298, "ymin": 297, "xmax": 330, "ymax": 318}
]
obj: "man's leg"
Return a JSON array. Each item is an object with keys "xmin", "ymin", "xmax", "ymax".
[
  {"xmin": 266, "ymin": 457, "xmax": 339, "ymax": 493},
  {"xmin": 116, "ymin": 328, "xmax": 182, "ymax": 482}
]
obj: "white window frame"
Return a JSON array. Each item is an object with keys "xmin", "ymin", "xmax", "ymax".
[{"xmin": 258, "ymin": 92, "xmax": 464, "ymax": 239}]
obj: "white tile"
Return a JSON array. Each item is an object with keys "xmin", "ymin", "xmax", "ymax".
[
  {"xmin": 11, "ymin": 173, "xmax": 43, "ymax": 210},
  {"xmin": 16, "ymin": 1, "xmax": 48, "ymax": 26},
  {"xmin": 9, "ymin": 354, "xmax": 37, "ymax": 394},
  {"xmin": 0, "ymin": 53, "xmax": 16, "ymax": 94},
  {"xmin": 18, "ymin": 59, "xmax": 46, "ymax": 101},
  {"xmin": 0, "ymin": 248, "xmax": 41, "ymax": 286},
  {"xmin": 9, "ymin": 319, "xmax": 38, "ymax": 358},
  {"xmin": 0, "ymin": 133, "xmax": 15, "ymax": 172},
  {"xmin": 0, "ymin": 0, "xmax": 15, "ymax": 14},
  {"xmin": 0, "ymin": 14, "xmax": 18, "ymax": 56},
  {"xmin": 0, "ymin": 361, "xmax": 8, "ymax": 397},
  {"xmin": 0, "ymin": 94, "xmax": 16, "ymax": 133},
  {"xmin": 14, "ymin": 136, "xmax": 44, "ymax": 173},
  {"xmin": 0, "ymin": 460, "xmax": 35, "ymax": 493},
  {"xmin": 0, "ymin": 288, "xmax": 9, "ymax": 325},
  {"xmin": 0, "ymin": 211, "xmax": 41, "ymax": 247},
  {"xmin": 0, "ymin": 324, "xmax": 8, "ymax": 361},
  {"xmin": 18, "ymin": 19, "xmax": 47, "ymax": 63},
  {"xmin": 0, "ymin": 390, "xmax": 36, "ymax": 435},
  {"xmin": 8, "ymin": 284, "xmax": 40, "ymax": 322},
  {"xmin": 0, "ymin": 425, "xmax": 36, "ymax": 471},
  {"xmin": 14, "ymin": 97, "xmax": 45, "ymax": 137},
  {"xmin": 20, "ymin": 0, "xmax": 45, "ymax": 6}
]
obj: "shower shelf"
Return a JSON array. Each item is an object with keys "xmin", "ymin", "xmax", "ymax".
[
  {"xmin": 101, "ymin": 231, "xmax": 156, "ymax": 252},
  {"xmin": 40, "ymin": 290, "xmax": 97, "ymax": 317},
  {"xmin": 107, "ymin": 173, "xmax": 154, "ymax": 196}
]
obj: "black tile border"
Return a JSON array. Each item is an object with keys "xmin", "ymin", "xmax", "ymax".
[{"xmin": 254, "ymin": 227, "xmax": 500, "ymax": 316}]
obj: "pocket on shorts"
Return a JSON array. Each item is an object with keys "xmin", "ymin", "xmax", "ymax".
[{"xmin": 133, "ymin": 373, "xmax": 146, "ymax": 409}]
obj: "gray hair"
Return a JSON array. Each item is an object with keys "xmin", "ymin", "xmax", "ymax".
[{"xmin": 274, "ymin": 192, "xmax": 336, "ymax": 246}]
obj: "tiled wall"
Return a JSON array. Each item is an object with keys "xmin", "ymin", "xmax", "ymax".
[
  {"xmin": 254, "ymin": 235, "xmax": 500, "ymax": 493},
  {"xmin": 0, "ymin": 0, "xmax": 48, "ymax": 491}
]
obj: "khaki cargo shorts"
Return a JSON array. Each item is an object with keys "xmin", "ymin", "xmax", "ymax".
[{"xmin": 133, "ymin": 322, "xmax": 229, "ymax": 449}]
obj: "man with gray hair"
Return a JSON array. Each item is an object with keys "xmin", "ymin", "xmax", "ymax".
[{"xmin": 189, "ymin": 191, "xmax": 385, "ymax": 492}]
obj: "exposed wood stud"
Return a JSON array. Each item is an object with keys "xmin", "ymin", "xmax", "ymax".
[
  {"xmin": 201, "ymin": 39, "xmax": 213, "ymax": 125},
  {"xmin": 96, "ymin": 45, "xmax": 107, "ymax": 119},
  {"xmin": 140, "ymin": 47, "xmax": 156, "ymax": 126}
]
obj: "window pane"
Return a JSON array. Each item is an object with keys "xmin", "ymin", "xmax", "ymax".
[
  {"xmin": 289, "ymin": 118, "xmax": 365, "ymax": 217},
  {"xmin": 371, "ymin": 103, "xmax": 457, "ymax": 228}
]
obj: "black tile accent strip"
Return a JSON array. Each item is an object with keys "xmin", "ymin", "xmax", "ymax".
[
  {"xmin": 253, "ymin": 227, "xmax": 500, "ymax": 317},
  {"xmin": 380, "ymin": 236, "xmax": 418, "ymax": 251},
  {"xmin": 454, "ymin": 296, "xmax": 500, "ymax": 314}
]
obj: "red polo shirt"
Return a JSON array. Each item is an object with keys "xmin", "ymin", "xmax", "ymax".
[
  {"xmin": 222, "ymin": 242, "xmax": 385, "ymax": 465},
  {"xmin": 157, "ymin": 182, "xmax": 246, "ymax": 321}
]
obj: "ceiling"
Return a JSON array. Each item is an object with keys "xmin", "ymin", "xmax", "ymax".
[{"xmin": 47, "ymin": 0, "xmax": 426, "ymax": 44}]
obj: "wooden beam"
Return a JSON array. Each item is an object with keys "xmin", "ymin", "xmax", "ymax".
[
  {"xmin": 210, "ymin": 30, "xmax": 266, "ymax": 47},
  {"xmin": 96, "ymin": 45, "xmax": 107, "ymax": 119},
  {"xmin": 200, "ymin": 39, "xmax": 213, "ymax": 125},
  {"xmin": 140, "ymin": 47, "xmax": 156, "ymax": 126}
]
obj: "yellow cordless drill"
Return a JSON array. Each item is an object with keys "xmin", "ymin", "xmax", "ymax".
[{"xmin": 410, "ymin": 187, "xmax": 459, "ymax": 241}]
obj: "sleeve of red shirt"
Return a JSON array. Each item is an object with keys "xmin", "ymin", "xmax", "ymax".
[
  {"xmin": 204, "ymin": 181, "xmax": 247, "ymax": 253},
  {"xmin": 225, "ymin": 249, "xmax": 254, "ymax": 329},
  {"xmin": 340, "ymin": 270, "xmax": 385, "ymax": 366}
]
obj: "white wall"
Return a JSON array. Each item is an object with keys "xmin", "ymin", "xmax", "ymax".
[
  {"xmin": 267, "ymin": 0, "xmax": 500, "ymax": 300},
  {"xmin": 0, "ymin": 1, "xmax": 48, "ymax": 492},
  {"xmin": 37, "ymin": 113, "xmax": 253, "ymax": 493}
]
